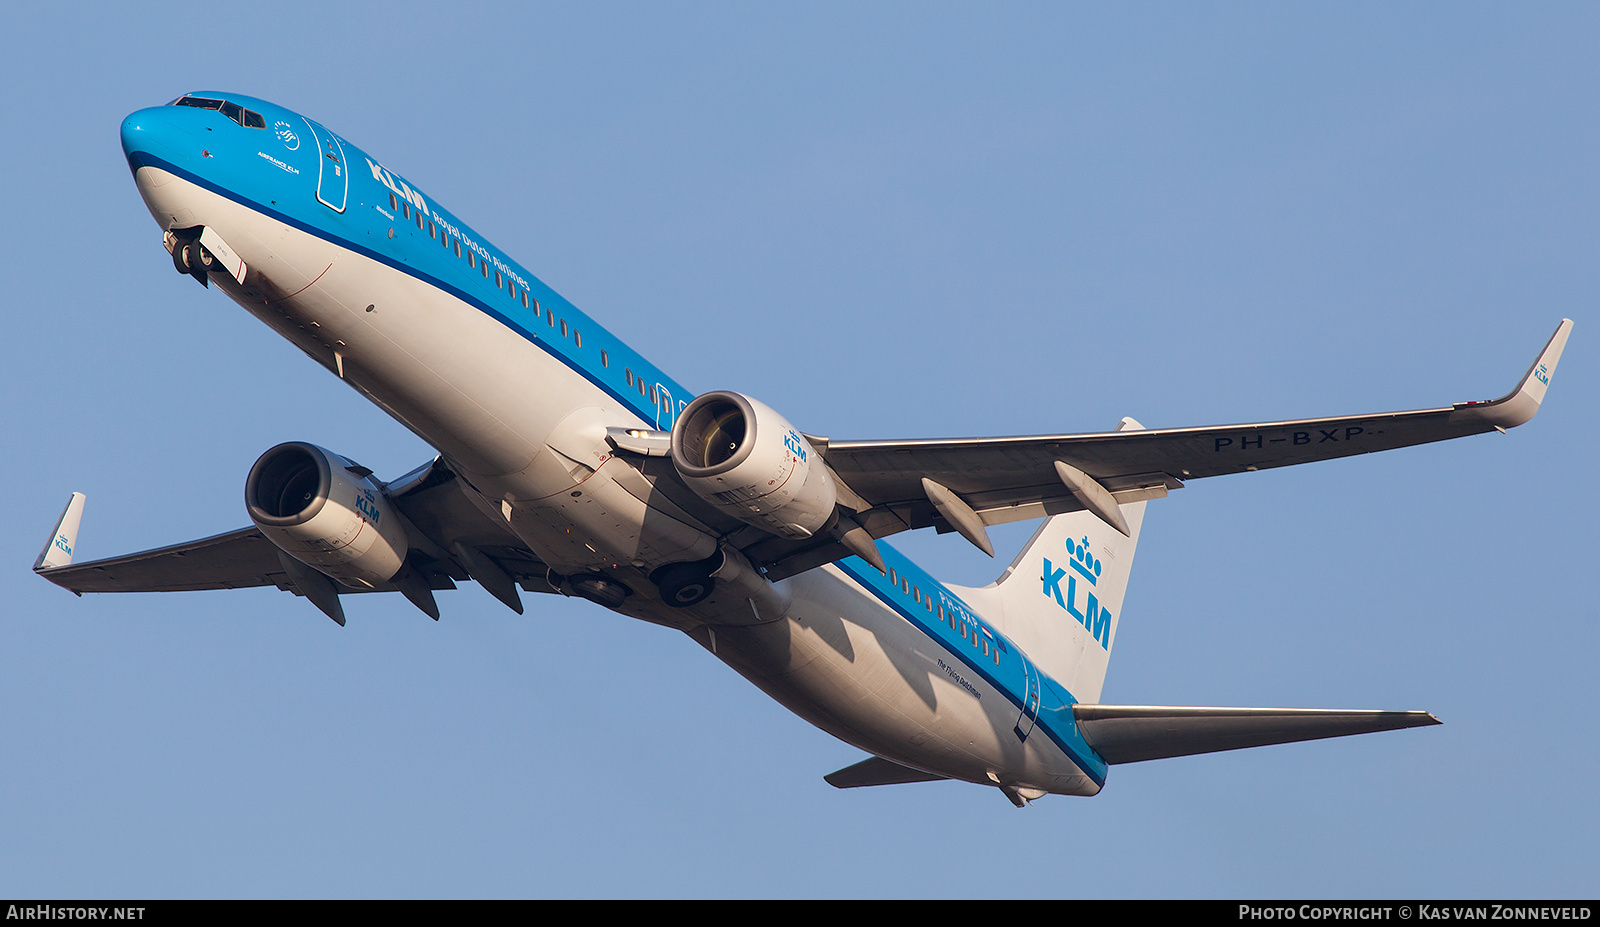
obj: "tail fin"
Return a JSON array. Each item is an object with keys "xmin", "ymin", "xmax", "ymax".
[{"xmin": 947, "ymin": 419, "xmax": 1148, "ymax": 704}]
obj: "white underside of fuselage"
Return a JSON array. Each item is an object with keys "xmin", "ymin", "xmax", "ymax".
[{"xmin": 133, "ymin": 165, "xmax": 1100, "ymax": 798}]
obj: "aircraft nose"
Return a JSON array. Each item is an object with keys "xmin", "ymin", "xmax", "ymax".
[{"xmin": 120, "ymin": 106, "xmax": 191, "ymax": 167}]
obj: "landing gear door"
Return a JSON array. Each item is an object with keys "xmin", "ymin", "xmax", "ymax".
[{"xmin": 304, "ymin": 119, "xmax": 349, "ymax": 214}]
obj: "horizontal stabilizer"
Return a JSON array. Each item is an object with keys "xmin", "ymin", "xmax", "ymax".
[
  {"xmin": 824, "ymin": 756, "xmax": 949, "ymax": 789},
  {"xmin": 1073, "ymin": 705, "xmax": 1440, "ymax": 765}
]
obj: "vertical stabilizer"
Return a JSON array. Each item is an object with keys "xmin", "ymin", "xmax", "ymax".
[{"xmin": 947, "ymin": 420, "xmax": 1148, "ymax": 704}]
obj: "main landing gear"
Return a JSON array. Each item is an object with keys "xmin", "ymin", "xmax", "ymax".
[
  {"xmin": 549, "ymin": 570, "xmax": 631, "ymax": 609},
  {"xmin": 651, "ymin": 555, "xmax": 721, "ymax": 608}
]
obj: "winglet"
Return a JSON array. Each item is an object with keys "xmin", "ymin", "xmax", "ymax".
[
  {"xmin": 1454, "ymin": 318, "xmax": 1572, "ymax": 429},
  {"xmin": 35, "ymin": 493, "xmax": 86, "ymax": 573}
]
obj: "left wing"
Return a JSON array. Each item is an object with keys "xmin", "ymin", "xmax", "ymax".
[{"xmin": 741, "ymin": 319, "xmax": 1569, "ymax": 577}]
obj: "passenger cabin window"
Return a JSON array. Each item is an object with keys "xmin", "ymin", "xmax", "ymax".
[
  {"xmin": 600, "ymin": 350, "xmax": 609, "ymax": 368},
  {"xmin": 573, "ymin": 330, "xmax": 582, "ymax": 348}
]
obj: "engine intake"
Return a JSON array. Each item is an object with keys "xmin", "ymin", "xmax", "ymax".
[
  {"xmin": 671, "ymin": 392, "xmax": 836, "ymax": 539},
  {"xmin": 246, "ymin": 442, "xmax": 410, "ymax": 589}
]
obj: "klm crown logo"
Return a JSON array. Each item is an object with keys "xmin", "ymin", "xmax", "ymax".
[{"xmin": 1041, "ymin": 535, "xmax": 1113, "ymax": 649}]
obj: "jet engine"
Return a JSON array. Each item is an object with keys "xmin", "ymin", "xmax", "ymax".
[
  {"xmin": 671, "ymin": 392, "xmax": 836, "ymax": 539},
  {"xmin": 245, "ymin": 442, "xmax": 411, "ymax": 588}
]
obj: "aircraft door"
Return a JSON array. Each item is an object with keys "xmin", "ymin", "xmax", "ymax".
[
  {"xmin": 1014, "ymin": 655, "xmax": 1042, "ymax": 742},
  {"xmin": 655, "ymin": 384, "xmax": 675, "ymax": 431},
  {"xmin": 304, "ymin": 119, "xmax": 349, "ymax": 214}
]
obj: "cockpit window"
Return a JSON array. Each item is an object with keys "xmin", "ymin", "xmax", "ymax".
[
  {"xmin": 173, "ymin": 96, "xmax": 224, "ymax": 111},
  {"xmin": 172, "ymin": 96, "xmax": 265, "ymax": 129}
]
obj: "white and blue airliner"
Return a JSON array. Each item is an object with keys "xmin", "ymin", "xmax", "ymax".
[{"xmin": 35, "ymin": 93, "xmax": 1572, "ymax": 806}]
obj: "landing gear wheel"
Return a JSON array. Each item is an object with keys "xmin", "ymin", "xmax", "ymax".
[
  {"xmin": 171, "ymin": 238, "xmax": 194, "ymax": 275},
  {"xmin": 185, "ymin": 241, "xmax": 209, "ymax": 287},
  {"xmin": 653, "ymin": 562, "xmax": 716, "ymax": 607},
  {"xmin": 172, "ymin": 238, "xmax": 209, "ymax": 287}
]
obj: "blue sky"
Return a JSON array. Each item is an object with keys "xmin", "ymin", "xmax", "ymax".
[{"xmin": 2, "ymin": 2, "xmax": 1595, "ymax": 898}]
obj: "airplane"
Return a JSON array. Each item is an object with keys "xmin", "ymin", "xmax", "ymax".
[{"xmin": 34, "ymin": 91, "xmax": 1571, "ymax": 807}]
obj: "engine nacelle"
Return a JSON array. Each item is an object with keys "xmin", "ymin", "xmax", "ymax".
[
  {"xmin": 671, "ymin": 392, "xmax": 837, "ymax": 539},
  {"xmin": 245, "ymin": 442, "xmax": 410, "ymax": 589}
]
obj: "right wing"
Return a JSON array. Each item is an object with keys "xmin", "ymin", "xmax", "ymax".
[
  {"xmin": 34, "ymin": 458, "xmax": 556, "ymax": 608},
  {"xmin": 35, "ymin": 523, "xmax": 286, "ymax": 594}
]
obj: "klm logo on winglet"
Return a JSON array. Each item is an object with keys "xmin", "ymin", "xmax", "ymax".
[
  {"xmin": 1042, "ymin": 536, "xmax": 1112, "ymax": 649},
  {"xmin": 1535, "ymin": 363, "xmax": 1550, "ymax": 386},
  {"xmin": 54, "ymin": 534, "xmax": 72, "ymax": 557}
]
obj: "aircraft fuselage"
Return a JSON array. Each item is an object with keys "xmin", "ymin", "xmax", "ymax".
[{"xmin": 119, "ymin": 94, "xmax": 1105, "ymax": 800}]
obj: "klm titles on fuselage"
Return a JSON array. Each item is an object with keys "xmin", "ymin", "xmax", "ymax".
[
  {"xmin": 366, "ymin": 157, "xmax": 428, "ymax": 217},
  {"xmin": 1041, "ymin": 536, "xmax": 1113, "ymax": 649},
  {"xmin": 365, "ymin": 155, "xmax": 532, "ymax": 295}
]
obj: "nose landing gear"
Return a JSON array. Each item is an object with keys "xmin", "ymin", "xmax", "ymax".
[{"xmin": 166, "ymin": 228, "xmax": 210, "ymax": 288}]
